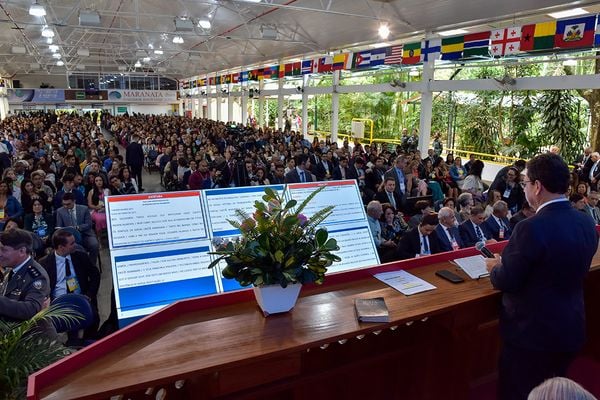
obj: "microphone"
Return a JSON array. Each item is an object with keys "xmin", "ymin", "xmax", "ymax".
[{"xmin": 475, "ymin": 241, "xmax": 495, "ymax": 258}]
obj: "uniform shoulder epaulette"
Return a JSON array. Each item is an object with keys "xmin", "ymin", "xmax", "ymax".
[{"xmin": 26, "ymin": 264, "xmax": 41, "ymax": 278}]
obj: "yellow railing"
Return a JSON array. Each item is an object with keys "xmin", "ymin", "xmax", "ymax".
[
  {"xmin": 309, "ymin": 130, "xmax": 403, "ymax": 146},
  {"xmin": 446, "ymin": 148, "xmax": 519, "ymax": 165}
]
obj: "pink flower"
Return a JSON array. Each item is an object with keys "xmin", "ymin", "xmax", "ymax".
[{"xmin": 297, "ymin": 214, "xmax": 308, "ymax": 226}]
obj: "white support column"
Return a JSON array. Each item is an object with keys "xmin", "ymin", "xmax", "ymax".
[
  {"xmin": 258, "ymin": 80, "xmax": 265, "ymax": 127},
  {"xmin": 418, "ymin": 60, "xmax": 434, "ymax": 155},
  {"xmin": 206, "ymin": 94, "xmax": 211, "ymax": 120},
  {"xmin": 241, "ymin": 83, "xmax": 248, "ymax": 125},
  {"xmin": 277, "ymin": 77, "xmax": 284, "ymax": 131},
  {"xmin": 331, "ymin": 70, "xmax": 340, "ymax": 143},
  {"xmin": 216, "ymin": 86, "xmax": 222, "ymax": 122},
  {"xmin": 227, "ymin": 86, "xmax": 233, "ymax": 123},
  {"xmin": 302, "ymin": 75, "xmax": 309, "ymax": 139}
]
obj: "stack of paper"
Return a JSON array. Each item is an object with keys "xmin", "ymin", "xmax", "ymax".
[
  {"xmin": 374, "ymin": 270, "xmax": 436, "ymax": 296},
  {"xmin": 452, "ymin": 255, "xmax": 490, "ymax": 279}
]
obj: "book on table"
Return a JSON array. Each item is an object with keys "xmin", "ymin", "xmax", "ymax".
[{"xmin": 354, "ymin": 297, "xmax": 390, "ymax": 323}]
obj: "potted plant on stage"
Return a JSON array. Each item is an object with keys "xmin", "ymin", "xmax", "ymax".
[{"xmin": 209, "ymin": 186, "xmax": 341, "ymax": 316}]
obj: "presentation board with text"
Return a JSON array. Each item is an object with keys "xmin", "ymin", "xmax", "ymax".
[{"xmin": 106, "ymin": 181, "xmax": 379, "ymax": 326}]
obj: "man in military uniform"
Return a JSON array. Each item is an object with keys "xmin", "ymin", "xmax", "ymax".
[{"xmin": 0, "ymin": 229, "xmax": 51, "ymax": 328}]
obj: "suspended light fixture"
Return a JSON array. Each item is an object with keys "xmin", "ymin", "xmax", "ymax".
[
  {"xmin": 29, "ymin": 2, "xmax": 46, "ymax": 17},
  {"xmin": 134, "ymin": 61, "xmax": 141, "ymax": 68},
  {"xmin": 198, "ymin": 19, "xmax": 211, "ymax": 29},
  {"xmin": 46, "ymin": 37, "xmax": 52, "ymax": 44},
  {"xmin": 41, "ymin": 26, "xmax": 55, "ymax": 38},
  {"xmin": 378, "ymin": 23, "xmax": 390, "ymax": 40},
  {"xmin": 154, "ymin": 50, "xmax": 163, "ymax": 55},
  {"xmin": 172, "ymin": 36, "xmax": 184, "ymax": 44},
  {"xmin": 52, "ymin": 53, "xmax": 61, "ymax": 59},
  {"xmin": 49, "ymin": 44, "xmax": 59, "ymax": 52},
  {"xmin": 56, "ymin": 60, "xmax": 64, "ymax": 66}
]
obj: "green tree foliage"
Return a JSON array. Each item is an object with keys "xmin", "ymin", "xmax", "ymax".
[{"xmin": 538, "ymin": 90, "xmax": 584, "ymax": 163}]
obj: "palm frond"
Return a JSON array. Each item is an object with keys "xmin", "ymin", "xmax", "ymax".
[{"xmin": 294, "ymin": 185, "xmax": 326, "ymax": 215}]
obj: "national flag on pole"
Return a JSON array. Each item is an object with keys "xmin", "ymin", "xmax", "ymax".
[
  {"xmin": 311, "ymin": 58, "xmax": 319, "ymax": 73},
  {"xmin": 318, "ymin": 56, "xmax": 333, "ymax": 73},
  {"xmin": 441, "ymin": 36, "xmax": 464, "ymax": 60},
  {"xmin": 520, "ymin": 21, "xmax": 556, "ymax": 51},
  {"xmin": 384, "ymin": 45, "xmax": 403, "ymax": 65},
  {"xmin": 279, "ymin": 64, "xmax": 285, "ymax": 78},
  {"xmin": 595, "ymin": 22, "xmax": 600, "ymax": 47},
  {"xmin": 209, "ymin": 77, "xmax": 215, "ymax": 85},
  {"xmin": 285, "ymin": 63, "xmax": 293, "ymax": 76},
  {"xmin": 420, "ymin": 38, "xmax": 441, "ymax": 62},
  {"xmin": 402, "ymin": 42, "xmax": 421, "ymax": 64},
  {"xmin": 223, "ymin": 74, "xmax": 231, "ymax": 84},
  {"xmin": 232, "ymin": 74, "xmax": 239, "ymax": 84},
  {"xmin": 352, "ymin": 50, "xmax": 370, "ymax": 68},
  {"xmin": 198, "ymin": 78, "xmax": 206, "ymax": 86},
  {"xmin": 292, "ymin": 61, "xmax": 301, "ymax": 75},
  {"xmin": 490, "ymin": 27, "xmax": 521, "ymax": 56},
  {"xmin": 256, "ymin": 68, "xmax": 265, "ymax": 80},
  {"xmin": 462, "ymin": 31, "xmax": 490, "ymax": 58},
  {"xmin": 301, "ymin": 60, "xmax": 313, "ymax": 74},
  {"xmin": 352, "ymin": 48, "xmax": 387, "ymax": 68},
  {"xmin": 332, "ymin": 53, "xmax": 348, "ymax": 70},
  {"xmin": 555, "ymin": 15, "xmax": 596, "ymax": 49},
  {"xmin": 247, "ymin": 70, "xmax": 256, "ymax": 81},
  {"xmin": 240, "ymin": 71, "xmax": 249, "ymax": 82}
]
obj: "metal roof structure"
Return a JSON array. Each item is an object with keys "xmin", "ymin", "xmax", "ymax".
[{"xmin": 1, "ymin": 0, "xmax": 600, "ymax": 79}]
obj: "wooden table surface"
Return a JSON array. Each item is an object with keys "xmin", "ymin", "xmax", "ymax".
[{"xmin": 37, "ymin": 246, "xmax": 600, "ymax": 400}]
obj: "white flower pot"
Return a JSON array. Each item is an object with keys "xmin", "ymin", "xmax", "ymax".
[{"xmin": 253, "ymin": 283, "xmax": 302, "ymax": 316}]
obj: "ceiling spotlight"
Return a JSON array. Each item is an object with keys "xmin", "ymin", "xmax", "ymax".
[
  {"xmin": 52, "ymin": 53, "xmax": 61, "ymax": 59},
  {"xmin": 41, "ymin": 27, "xmax": 55, "ymax": 38},
  {"xmin": 378, "ymin": 23, "xmax": 390, "ymax": 40},
  {"xmin": 198, "ymin": 19, "xmax": 211, "ymax": 29},
  {"xmin": 134, "ymin": 61, "xmax": 141, "ymax": 67},
  {"xmin": 29, "ymin": 2, "xmax": 46, "ymax": 17},
  {"xmin": 49, "ymin": 44, "xmax": 59, "ymax": 52},
  {"xmin": 154, "ymin": 50, "xmax": 163, "ymax": 55},
  {"xmin": 56, "ymin": 60, "xmax": 64, "ymax": 66},
  {"xmin": 172, "ymin": 36, "xmax": 184, "ymax": 44},
  {"xmin": 142, "ymin": 57, "xmax": 150, "ymax": 62}
]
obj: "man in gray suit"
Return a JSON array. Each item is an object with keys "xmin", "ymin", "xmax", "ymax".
[
  {"xmin": 56, "ymin": 192, "xmax": 99, "ymax": 265},
  {"xmin": 384, "ymin": 155, "xmax": 408, "ymax": 206},
  {"xmin": 0, "ymin": 229, "xmax": 54, "ymax": 339}
]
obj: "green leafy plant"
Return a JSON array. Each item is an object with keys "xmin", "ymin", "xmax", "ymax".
[
  {"xmin": 208, "ymin": 186, "xmax": 341, "ymax": 288},
  {"xmin": 0, "ymin": 304, "xmax": 81, "ymax": 400}
]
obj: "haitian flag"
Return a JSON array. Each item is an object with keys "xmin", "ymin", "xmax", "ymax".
[{"xmin": 555, "ymin": 15, "xmax": 596, "ymax": 49}]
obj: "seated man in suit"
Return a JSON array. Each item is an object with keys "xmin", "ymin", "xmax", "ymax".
[
  {"xmin": 484, "ymin": 200, "xmax": 512, "ymax": 241},
  {"xmin": 397, "ymin": 213, "xmax": 441, "ymax": 260},
  {"xmin": 510, "ymin": 201, "xmax": 536, "ymax": 230},
  {"xmin": 56, "ymin": 192, "xmax": 99, "ymax": 266},
  {"xmin": 284, "ymin": 154, "xmax": 313, "ymax": 183},
  {"xmin": 435, "ymin": 207, "xmax": 464, "ymax": 252},
  {"xmin": 374, "ymin": 177, "xmax": 403, "ymax": 212},
  {"xmin": 459, "ymin": 205, "xmax": 495, "ymax": 248},
  {"xmin": 40, "ymin": 229, "xmax": 101, "ymax": 338}
]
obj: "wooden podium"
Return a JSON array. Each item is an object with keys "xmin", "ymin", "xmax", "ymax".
[{"xmin": 28, "ymin": 242, "xmax": 600, "ymax": 400}]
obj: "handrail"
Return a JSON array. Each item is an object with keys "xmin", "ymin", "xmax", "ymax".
[{"xmin": 446, "ymin": 147, "xmax": 521, "ymax": 164}]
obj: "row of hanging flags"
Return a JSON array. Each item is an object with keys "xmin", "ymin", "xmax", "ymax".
[{"xmin": 181, "ymin": 14, "xmax": 600, "ymax": 89}]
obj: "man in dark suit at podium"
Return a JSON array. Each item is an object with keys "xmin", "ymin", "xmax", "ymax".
[
  {"xmin": 485, "ymin": 153, "xmax": 599, "ymax": 400},
  {"xmin": 396, "ymin": 213, "xmax": 441, "ymax": 260}
]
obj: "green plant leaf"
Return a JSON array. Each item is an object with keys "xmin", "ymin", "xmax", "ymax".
[{"xmin": 315, "ymin": 229, "xmax": 328, "ymax": 246}]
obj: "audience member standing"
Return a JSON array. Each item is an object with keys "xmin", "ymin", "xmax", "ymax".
[{"xmin": 126, "ymin": 135, "xmax": 145, "ymax": 192}]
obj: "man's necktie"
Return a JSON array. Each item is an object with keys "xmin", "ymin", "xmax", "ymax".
[
  {"xmin": 388, "ymin": 192, "xmax": 396, "ymax": 208},
  {"xmin": 476, "ymin": 225, "xmax": 484, "ymax": 241},
  {"xmin": 1, "ymin": 269, "xmax": 13, "ymax": 296},
  {"xmin": 422, "ymin": 236, "xmax": 429, "ymax": 253},
  {"xmin": 447, "ymin": 227, "xmax": 454, "ymax": 240},
  {"xmin": 300, "ymin": 171, "xmax": 305, "ymax": 183},
  {"xmin": 70, "ymin": 209, "xmax": 76, "ymax": 225}
]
